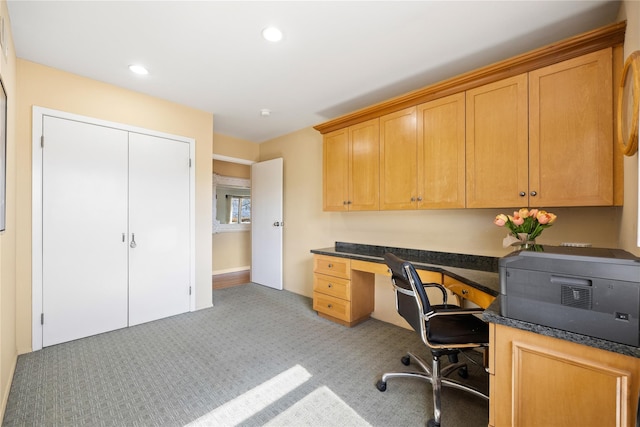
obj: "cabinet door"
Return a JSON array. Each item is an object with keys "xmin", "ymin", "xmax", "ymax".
[
  {"xmin": 323, "ymin": 128, "xmax": 349, "ymax": 211},
  {"xmin": 380, "ymin": 107, "xmax": 417, "ymax": 210},
  {"xmin": 417, "ymin": 93, "xmax": 466, "ymax": 209},
  {"xmin": 529, "ymin": 48, "xmax": 613, "ymax": 206},
  {"xmin": 466, "ymin": 74, "xmax": 528, "ymax": 208},
  {"xmin": 492, "ymin": 324, "xmax": 640, "ymax": 427},
  {"xmin": 349, "ymin": 119, "xmax": 380, "ymax": 211}
]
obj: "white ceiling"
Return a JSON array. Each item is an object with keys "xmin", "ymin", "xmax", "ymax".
[{"xmin": 7, "ymin": 1, "xmax": 621, "ymax": 143}]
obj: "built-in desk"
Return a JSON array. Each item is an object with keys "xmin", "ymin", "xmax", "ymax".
[
  {"xmin": 310, "ymin": 242, "xmax": 499, "ymax": 326},
  {"xmin": 312, "ymin": 243, "xmax": 640, "ymax": 425}
]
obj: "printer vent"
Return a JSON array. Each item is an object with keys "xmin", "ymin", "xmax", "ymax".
[{"xmin": 561, "ymin": 285, "xmax": 592, "ymax": 310}]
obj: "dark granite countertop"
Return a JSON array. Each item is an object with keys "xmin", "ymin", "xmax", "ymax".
[
  {"xmin": 310, "ymin": 242, "xmax": 500, "ymax": 297},
  {"xmin": 483, "ymin": 296, "xmax": 639, "ymax": 358}
]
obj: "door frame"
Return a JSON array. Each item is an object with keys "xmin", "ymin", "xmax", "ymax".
[{"xmin": 32, "ymin": 106, "xmax": 196, "ymax": 351}]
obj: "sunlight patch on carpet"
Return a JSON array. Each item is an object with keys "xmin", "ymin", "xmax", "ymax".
[
  {"xmin": 264, "ymin": 386, "xmax": 371, "ymax": 427},
  {"xmin": 185, "ymin": 364, "xmax": 312, "ymax": 426}
]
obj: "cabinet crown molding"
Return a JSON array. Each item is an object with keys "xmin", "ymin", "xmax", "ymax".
[{"xmin": 314, "ymin": 21, "xmax": 626, "ymax": 135}]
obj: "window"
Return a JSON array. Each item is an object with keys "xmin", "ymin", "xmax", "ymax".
[{"xmin": 228, "ymin": 195, "xmax": 251, "ymax": 224}]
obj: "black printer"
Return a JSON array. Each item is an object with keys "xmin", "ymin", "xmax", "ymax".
[{"xmin": 499, "ymin": 246, "xmax": 640, "ymax": 347}]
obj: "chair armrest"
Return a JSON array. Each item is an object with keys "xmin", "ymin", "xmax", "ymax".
[{"xmin": 423, "ymin": 282, "xmax": 448, "ymax": 305}]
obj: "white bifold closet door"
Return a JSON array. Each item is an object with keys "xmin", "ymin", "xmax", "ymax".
[
  {"xmin": 42, "ymin": 117, "xmax": 190, "ymax": 347},
  {"xmin": 128, "ymin": 132, "xmax": 190, "ymax": 326},
  {"xmin": 42, "ymin": 117, "xmax": 129, "ymax": 347}
]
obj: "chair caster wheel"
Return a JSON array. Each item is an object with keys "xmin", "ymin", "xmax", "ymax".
[
  {"xmin": 376, "ymin": 380, "xmax": 387, "ymax": 392},
  {"xmin": 401, "ymin": 355, "xmax": 411, "ymax": 366},
  {"xmin": 427, "ymin": 419, "xmax": 440, "ymax": 427},
  {"xmin": 458, "ymin": 366, "xmax": 469, "ymax": 379}
]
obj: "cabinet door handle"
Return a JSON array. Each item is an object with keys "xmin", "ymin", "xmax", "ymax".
[
  {"xmin": 530, "ymin": 191, "xmax": 538, "ymax": 197},
  {"xmin": 417, "ymin": 197, "xmax": 423, "ymax": 202},
  {"xmin": 410, "ymin": 197, "xmax": 415, "ymax": 202},
  {"xmin": 130, "ymin": 233, "xmax": 137, "ymax": 249},
  {"xmin": 519, "ymin": 192, "xmax": 526, "ymax": 197}
]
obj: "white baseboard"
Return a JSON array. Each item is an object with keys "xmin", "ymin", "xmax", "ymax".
[{"xmin": 212, "ymin": 266, "xmax": 250, "ymax": 276}]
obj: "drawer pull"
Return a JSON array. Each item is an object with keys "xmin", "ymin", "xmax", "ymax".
[
  {"xmin": 328, "ymin": 263, "xmax": 333, "ymax": 268},
  {"xmin": 328, "ymin": 304, "xmax": 333, "ymax": 308},
  {"xmin": 462, "ymin": 289, "xmax": 469, "ymax": 295},
  {"xmin": 327, "ymin": 283, "xmax": 333, "ymax": 288}
]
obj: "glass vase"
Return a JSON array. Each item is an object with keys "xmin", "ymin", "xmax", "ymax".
[{"xmin": 512, "ymin": 233, "xmax": 536, "ymax": 250}]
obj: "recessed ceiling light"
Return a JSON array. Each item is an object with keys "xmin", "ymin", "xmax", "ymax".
[
  {"xmin": 260, "ymin": 109, "xmax": 271, "ymax": 117},
  {"xmin": 128, "ymin": 64, "xmax": 149, "ymax": 75},
  {"xmin": 262, "ymin": 26, "xmax": 283, "ymax": 42}
]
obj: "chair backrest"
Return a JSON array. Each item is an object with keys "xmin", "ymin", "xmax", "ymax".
[{"xmin": 383, "ymin": 253, "xmax": 433, "ymax": 335}]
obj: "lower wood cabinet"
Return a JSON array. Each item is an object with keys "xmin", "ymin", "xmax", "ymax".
[
  {"xmin": 312, "ymin": 255, "xmax": 374, "ymax": 327},
  {"xmin": 489, "ymin": 323, "xmax": 640, "ymax": 427}
]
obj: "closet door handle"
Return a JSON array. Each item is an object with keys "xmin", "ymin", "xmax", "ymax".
[{"xmin": 130, "ymin": 233, "xmax": 137, "ymax": 249}]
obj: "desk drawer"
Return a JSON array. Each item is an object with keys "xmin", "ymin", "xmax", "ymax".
[
  {"xmin": 313, "ymin": 292, "xmax": 351, "ymax": 322},
  {"xmin": 313, "ymin": 255, "xmax": 351, "ymax": 279},
  {"xmin": 313, "ymin": 274, "xmax": 350, "ymax": 300},
  {"xmin": 443, "ymin": 276, "xmax": 495, "ymax": 309}
]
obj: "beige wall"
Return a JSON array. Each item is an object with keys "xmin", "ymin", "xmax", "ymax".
[
  {"xmin": 211, "ymin": 232, "xmax": 251, "ymax": 274},
  {"xmin": 0, "ymin": 0, "xmax": 17, "ymax": 417},
  {"xmin": 619, "ymin": 0, "xmax": 640, "ymax": 256},
  {"xmin": 14, "ymin": 60, "xmax": 214, "ymax": 355},
  {"xmin": 213, "ymin": 132, "xmax": 259, "ymax": 163},
  {"xmin": 213, "ymin": 160, "xmax": 250, "ymax": 178},
  {"xmin": 212, "ymin": 160, "xmax": 251, "ymax": 273}
]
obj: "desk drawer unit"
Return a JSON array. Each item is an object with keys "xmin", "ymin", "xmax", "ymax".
[{"xmin": 312, "ymin": 254, "xmax": 373, "ymax": 327}]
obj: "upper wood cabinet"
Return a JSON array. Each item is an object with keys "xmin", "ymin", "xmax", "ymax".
[
  {"xmin": 467, "ymin": 48, "xmax": 614, "ymax": 208},
  {"xmin": 317, "ymin": 23, "xmax": 624, "ymax": 211},
  {"xmin": 417, "ymin": 93, "xmax": 466, "ymax": 209},
  {"xmin": 323, "ymin": 127, "xmax": 349, "ymax": 211},
  {"xmin": 378, "ymin": 97, "xmax": 466, "ymax": 211},
  {"xmin": 529, "ymin": 48, "xmax": 613, "ymax": 206},
  {"xmin": 323, "ymin": 119, "xmax": 379, "ymax": 211},
  {"xmin": 379, "ymin": 107, "xmax": 417, "ymax": 210},
  {"xmin": 466, "ymin": 74, "xmax": 529, "ymax": 208}
]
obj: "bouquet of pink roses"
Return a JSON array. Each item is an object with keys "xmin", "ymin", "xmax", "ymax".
[{"xmin": 494, "ymin": 208, "xmax": 557, "ymax": 247}]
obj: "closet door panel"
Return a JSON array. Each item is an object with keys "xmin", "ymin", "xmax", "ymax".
[
  {"xmin": 42, "ymin": 116, "xmax": 129, "ymax": 347},
  {"xmin": 128, "ymin": 133, "xmax": 191, "ymax": 326}
]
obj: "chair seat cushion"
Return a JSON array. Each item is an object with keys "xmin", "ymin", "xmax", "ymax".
[{"xmin": 427, "ymin": 314, "xmax": 489, "ymax": 345}]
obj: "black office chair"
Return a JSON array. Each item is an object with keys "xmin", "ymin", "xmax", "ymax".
[{"xmin": 376, "ymin": 253, "xmax": 489, "ymax": 427}]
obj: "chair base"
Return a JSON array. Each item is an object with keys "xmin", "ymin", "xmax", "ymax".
[{"xmin": 376, "ymin": 351, "xmax": 488, "ymax": 426}]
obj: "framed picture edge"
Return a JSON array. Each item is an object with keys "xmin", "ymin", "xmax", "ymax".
[{"xmin": 0, "ymin": 74, "xmax": 7, "ymax": 232}]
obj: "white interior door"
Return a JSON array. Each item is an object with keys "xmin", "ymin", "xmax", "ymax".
[
  {"xmin": 42, "ymin": 116, "xmax": 129, "ymax": 347},
  {"xmin": 128, "ymin": 132, "xmax": 191, "ymax": 325},
  {"xmin": 251, "ymin": 158, "xmax": 283, "ymax": 290}
]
